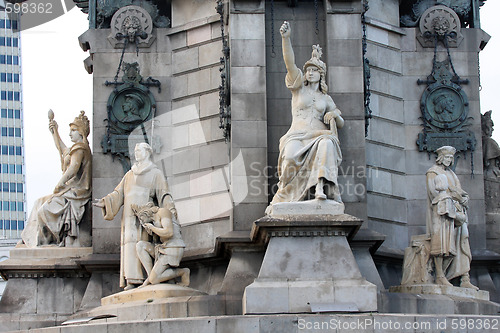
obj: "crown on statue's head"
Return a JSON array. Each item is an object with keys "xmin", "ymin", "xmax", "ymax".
[
  {"xmin": 303, "ymin": 44, "xmax": 326, "ymax": 75},
  {"xmin": 70, "ymin": 111, "xmax": 90, "ymax": 139}
]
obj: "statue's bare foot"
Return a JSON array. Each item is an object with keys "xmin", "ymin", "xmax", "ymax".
[
  {"xmin": 178, "ymin": 268, "xmax": 190, "ymax": 287},
  {"xmin": 435, "ymin": 277, "xmax": 452, "ymax": 287}
]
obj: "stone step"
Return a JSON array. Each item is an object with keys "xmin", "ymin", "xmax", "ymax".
[{"xmin": 5, "ymin": 313, "xmax": 500, "ymax": 333}]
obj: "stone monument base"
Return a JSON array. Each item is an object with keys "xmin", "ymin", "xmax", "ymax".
[
  {"xmin": 68, "ymin": 293, "xmax": 227, "ymax": 325},
  {"xmin": 9, "ymin": 313, "xmax": 500, "ymax": 333},
  {"xmin": 243, "ymin": 213, "xmax": 377, "ymax": 314},
  {"xmin": 389, "ymin": 284, "xmax": 490, "ymax": 301},
  {"xmin": 269, "ymin": 199, "xmax": 344, "ymax": 216},
  {"xmin": 101, "ymin": 284, "xmax": 206, "ymax": 305},
  {"xmin": 244, "ymin": 278, "xmax": 376, "ymax": 314},
  {"xmin": 0, "ymin": 246, "xmax": 96, "ymax": 331}
]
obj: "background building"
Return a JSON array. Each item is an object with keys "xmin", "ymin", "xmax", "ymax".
[
  {"xmin": 0, "ymin": 6, "xmax": 24, "ymax": 241},
  {"xmin": 0, "ymin": 2, "xmax": 23, "ymax": 301}
]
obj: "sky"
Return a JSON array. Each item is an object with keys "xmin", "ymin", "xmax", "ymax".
[{"xmin": 21, "ymin": 3, "xmax": 500, "ymax": 213}]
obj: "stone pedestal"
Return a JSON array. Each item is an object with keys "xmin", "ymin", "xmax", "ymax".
[
  {"xmin": 101, "ymin": 284, "xmax": 206, "ymax": 305},
  {"xmin": 0, "ymin": 246, "xmax": 94, "ymax": 330},
  {"xmin": 389, "ymin": 284, "xmax": 489, "ymax": 301},
  {"xmin": 269, "ymin": 199, "xmax": 345, "ymax": 217},
  {"xmin": 243, "ymin": 213, "xmax": 377, "ymax": 314}
]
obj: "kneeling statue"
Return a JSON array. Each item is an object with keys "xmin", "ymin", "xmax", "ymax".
[{"xmin": 132, "ymin": 202, "xmax": 190, "ymax": 287}]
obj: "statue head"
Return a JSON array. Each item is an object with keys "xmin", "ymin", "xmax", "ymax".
[
  {"xmin": 134, "ymin": 142, "xmax": 153, "ymax": 163},
  {"xmin": 131, "ymin": 202, "xmax": 159, "ymax": 223},
  {"xmin": 435, "ymin": 145, "xmax": 456, "ymax": 167},
  {"xmin": 433, "ymin": 94, "xmax": 454, "ymax": 114},
  {"xmin": 303, "ymin": 45, "xmax": 328, "ymax": 94},
  {"xmin": 122, "ymin": 93, "xmax": 145, "ymax": 121},
  {"xmin": 481, "ymin": 110, "xmax": 494, "ymax": 138},
  {"xmin": 69, "ymin": 111, "xmax": 90, "ymax": 145}
]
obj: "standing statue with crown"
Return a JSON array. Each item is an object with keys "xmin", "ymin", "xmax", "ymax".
[
  {"xmin": 22, "ymin": 110, "xmax": 92, "ymax": 247},
  {"xmin": 266, "ymin": 21, "xmax": 344, "ymax": 215}
]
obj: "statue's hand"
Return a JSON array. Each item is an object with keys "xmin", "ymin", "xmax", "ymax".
[
  {"xmin": 461, "ymin": 195, "xmax": 469, "ymax": 207},
  {"xmin": 280, "ymin": 21, "xmax": 291, "ymax": 38},
  {"xmin": 323, "ymin": 111, "xmax": 338, "ymax": 125},
  {"xmin": 53, "ymin": 182, "xmax": 65, "ymax": 193},
  {"xmin": 49, "ymin": 120, "xmax": 58, "ymax": 134},
  {"xmin": 93, "ymin": 198, "xmax": 105, "ymax": 208},
  {"xmin": 143, "ymin": 223, "xmax": 153, "ymax": 235}
]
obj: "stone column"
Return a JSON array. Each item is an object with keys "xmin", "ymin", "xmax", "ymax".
[
  {"xmin": 230, "ymin": 0, "xmax": 269, "ymax": 231},
  {"xmin": 325, "ymin": 0, "xmax": 367, "ymax": 220}
]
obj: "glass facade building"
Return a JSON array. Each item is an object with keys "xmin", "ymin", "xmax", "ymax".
[{"xmin": 0, "ymin": 7, "xmax": 24, "ymax": 240}]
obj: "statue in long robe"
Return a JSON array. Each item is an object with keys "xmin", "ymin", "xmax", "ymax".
[
  {"xmin": 481, "ymin": 110, "xmax": 500, "ymax": 177},
  {"xmin": 266, "ymin": 21, "xmax": 344, "ymax": 214},
  {"xmin": 426, "ymin": 145, "xmax": 478, "ymax": 289},
  {"xmin": 95, "ymin": 143, "xmax": 175, "ymax": 290}
]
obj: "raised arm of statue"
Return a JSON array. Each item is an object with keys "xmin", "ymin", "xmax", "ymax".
[
  {"xmin": 21, "ymin": 110, "xmax": 92, "ymax": 248},
  {"xmin": 280, "ymin": 21, "xmax": 300, "ymax": 80},
  {"xmin": 48, "ymin": 110, "xmax": 68, "ymax": 167}
]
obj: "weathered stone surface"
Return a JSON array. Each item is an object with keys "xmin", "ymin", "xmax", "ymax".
[
  {"xmin": 101, "ymin": 284, "xmax": 206, "ymax": 306},
  {"xmin": 367, "ymin": 43, "xmax": 402, "ymax": 74},
  {"xmin": 9, "ymin": 246, "xmax": 92, "ymax": 259},
  {"xmin": 186, "ymin": 25, "xmax": 212, "ymax": 46},
  {"xmin": 269, "ymin": 199, "xmax": 345, "ymax": 217},
  {"xmin": 243, "ymin": 215, "xmax": 377, "ymax": 314},
  {"xmin": 390, "ymin": 284, "xmax": 489, "ymax": 301},
  {"xmin": 0, "ymin": 278, "xmax": 38, "ymax": 313},
  {"xmin": 231, "ymin": 67, "xmax": 267, "ymax": 94},
  {"xmin": 366, "ymin": 0, "xmax": 400, "ymax": 27},
  {"xmin": 172, "ymin": 47, "xmax": 199, "ymax": 74},
  {"xmin": 230, "ymin": 14, "xmax": 265, "ymax": 40},
  {"xmin": 328, "ymin": 66, "xmax": 364, "ymax": 93},
  {"xmin": 231, "ymin": 39, "xmax": 266, "ymax": 67},
  {"xmin": 244, "ymin": 278, "xmax": 377, "ymax": 314}
]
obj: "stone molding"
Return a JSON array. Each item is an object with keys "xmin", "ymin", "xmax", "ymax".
[{"xmin": 269, "ymin": 230, "xmax": 348, "ymax": 238}]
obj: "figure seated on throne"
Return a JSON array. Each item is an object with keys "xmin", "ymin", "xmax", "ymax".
[
  {"xmin": 22, "ymin": 110, "xmax": 91, "ymax": 248},
  {"xmin": 266, "ymin": 21, "xmax": 344, "ymax": 215}
]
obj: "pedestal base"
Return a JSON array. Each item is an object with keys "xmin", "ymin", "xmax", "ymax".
[
  {"xmin": 389, "ymin": 284, "xmax": 489, "ymax": 301},
  {"xmin": 101, "ymin": 284, "xmax": 206, "ymax": 306},
  {"xmin": 244, "ymin": 278, "xmax": 376, "ymax": 314},
  {"xmin": 243, "ymin": 214, "xmax": 377, "ymax": 314},
  {"xmin": 269, "ymin": 199, "xmax": 344, "ymax": 217}
]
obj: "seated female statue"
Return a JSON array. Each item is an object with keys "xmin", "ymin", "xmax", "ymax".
[
  {"xmin": 22, "ymin": 110, "xmax": 91, "ymax": 247},
  {"xmin": 267, "ymin": 21, "xmax": 344, "ymax": 213}
]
